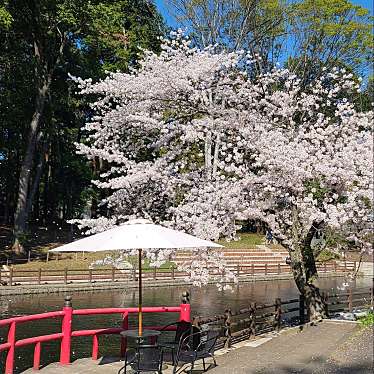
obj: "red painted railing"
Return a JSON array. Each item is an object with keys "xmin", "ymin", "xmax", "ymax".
[{"xmin": 0, "ymin": 295, "xmax": 191, "ymax": 374}]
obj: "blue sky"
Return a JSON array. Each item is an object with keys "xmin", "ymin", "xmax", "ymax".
[{"xmin": 155, "ymin": 0, "xmax": 373, "ymax": 28}]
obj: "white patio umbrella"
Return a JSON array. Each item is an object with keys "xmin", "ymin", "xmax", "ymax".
[{"xmin": 49, "ymin": 219, "xmax": 222, "ymax": 335}]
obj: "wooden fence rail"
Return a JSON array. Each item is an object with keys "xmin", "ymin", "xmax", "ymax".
[
  {"xmin": 0, "ymin": 260, "xmax": 356, "ymax": 286},
  {"xmin": 195, "ymin": 287, "xmax": 373, "ymax": 349}
]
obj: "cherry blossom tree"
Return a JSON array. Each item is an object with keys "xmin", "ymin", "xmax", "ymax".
[
  {"xmin": 72, "ymin": 31, "xmax": 373, "ymax": 319},
  {"xmin": 237, "ymin": 70, "xmax": 373, "ymax": 319}
]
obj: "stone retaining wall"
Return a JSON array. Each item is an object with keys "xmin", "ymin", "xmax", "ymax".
[{"xmin": 0, "ymin": 272, "xmax": 349, "ymax": 296}]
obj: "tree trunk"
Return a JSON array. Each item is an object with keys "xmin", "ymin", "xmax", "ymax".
[
  {"xmin": 287, "ymin": 210, "xmax": 327, "ymax": 321},
  {"xmin": 12, "ymin": 76, "xmax": 50, "ymax": 254},
  {"xmin": 11, "ymin": 4, "xmax": 67, "ymax": 253},
  {"xmin": 25, "ymin": 139, "xmax": 49, "ymax": 221},
  {"xmin": 290, "ymin": 257, "xmax": 328, "ymax": 321},
  {"xmin": 204, "ymin": 131, "xmax": 212, "ymax": 180}
]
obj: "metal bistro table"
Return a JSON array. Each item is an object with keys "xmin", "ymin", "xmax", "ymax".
[
  {"xmin": 120, "ymin": 329, "xmax": 161, "ymax": 344},
  {"xmin": 120, "ymin": 329, "xmax": 166, "ymax": 372}
]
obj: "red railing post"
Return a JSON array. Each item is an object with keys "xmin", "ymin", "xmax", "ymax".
[
  {"xmin": 5, "ymin": 321, "xmax": 16, "ymax": 374},
  {"xmin": 33, "ymin": 342, "xmax": 41, "ymax": 370},
  {"xmin": 92, "ymin": 335, "xmax": 99, "ymax": 360},
  {"xmin": 120, "ymin": 312, "xmax": 129, "ymax": 357},
  {"xmin": 60, "ymin": 296, "xmax": 73, "ymax": 365},
  {"xmin": 179, "ymin": 291, "xmax": 191, "ymax": 322}
]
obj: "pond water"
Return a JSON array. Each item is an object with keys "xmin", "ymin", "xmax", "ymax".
[{"xmin": 0, "ymin": 276, "xmax": 371, "ymax": 373}]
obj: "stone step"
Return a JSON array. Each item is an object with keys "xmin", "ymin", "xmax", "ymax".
[
  {"xmin": 173, "ymin": 257, "xmax": 286, "ymax": 262},
  {"xmin": 172, "ymin": 255, "xmax": 286, "ymax": 260}
]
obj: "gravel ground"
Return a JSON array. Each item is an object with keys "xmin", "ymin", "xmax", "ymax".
[{"xmin": 313, "ymin": 325, "xmax": 373, "ymax": 374}]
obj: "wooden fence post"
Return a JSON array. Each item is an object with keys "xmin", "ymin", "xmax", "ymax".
[
  {"xmin": 38, "ymin": 268, "xmax": 42, "ymax": 285},
  {"xmin": 153, "ymin": 267, "xmax": 157, "ymax": 280},
  {"xmin": 28, "ymin": 251, "xmax": 31, "ymax": 263},
  {"xmin": 9, "ymin": 267, "xmax": 13, "ymax": 286},
  {"xmin": 46, "ymin": 252, "xmax": 49, "ymax": 262},
  {"xmin": 278, "ymin": 263, "xmax": 281, "ymax": 275},
  {"xmin": 265, "ymin": 263, "xmax": 268, "ymax": 275},
  {"xmin": 0, "ymin": 269, "xmax": 2, "ymax": 284},
  {"xmin": 324, "ymin": 263, "xmax": 327, "ymax": 273},
  {"xmin": 237, "ymin": 263, "xmax": 240, "ymax": 277},
  {"xmin": 299, "ymin": 294, "xmax": 305, "ymax": 325},
  {"xmin": 111, "ymin": 267, "xmax": 115, "ymax": 282},
  {"xmin": 274, "ymin": 298, "xmax": 282, "ymax": 332},
  {"xmin": 89, "ymin": 269, "xmax": 93, "ymax": 283},
  {"xmin": 171, "ymin": 265, "xmax": 175, "ymax": 280},
  {"xmin": 353, "ymin": 261, "xmax": 356, "ymax": 273},
  {"xmin": 251, "ymin": 264, "xmax": 255, "ymax": 276},
  {"xmin": 321, "ymin": 291, "xmax": 329, "ymax": 317},
  {"xmin": 64, "ymin": 268, "xmax": 68, "ymax": 285},
  {"xmin": 249, "ymin": 302, "xmax": 256, "ymax": 338},
  {"xmin": 334, "ymin": 261, "xmax": 337, "ymax": 273},
  {"xmin": 224, "ymin": 309, "xmax": 232, "ymax": 348},
  {"xmin": 348, "ymin": 288, "xmax": 353, "ymax": 312}
]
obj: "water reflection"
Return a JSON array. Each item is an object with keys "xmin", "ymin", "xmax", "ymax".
[{"xmin": 0, "ymin": 276, "xmax": 371, "ymax": 373}]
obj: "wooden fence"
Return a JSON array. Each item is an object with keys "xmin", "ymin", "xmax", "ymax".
[
  {"xmin": 0, "ymin": 260, "xmax": 356, "ymax": 286},
  {"xmin": 195, "ymin": 287, "xmax": 373, "ymax": 349}
]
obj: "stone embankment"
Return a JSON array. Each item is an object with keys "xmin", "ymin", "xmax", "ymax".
[{"xmin": 0, "ymin": 272, "xmax": 352, "ymax": 296}]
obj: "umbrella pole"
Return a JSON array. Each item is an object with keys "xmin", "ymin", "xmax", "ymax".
[{"xmin": 138, "ymin": 248, "xmax": 142, "ymax": 336}]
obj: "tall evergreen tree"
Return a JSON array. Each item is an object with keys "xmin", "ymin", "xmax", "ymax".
[{"xmin": 0, "ymin": 0, "xmax": 165, "ymax": 253}]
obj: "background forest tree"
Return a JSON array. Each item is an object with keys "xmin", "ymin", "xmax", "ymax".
[
  {"xmin": 0, "ymin": 0, "xmax": 165, "ymax": 253},
  {"xmin": 0, "ymin": 0, "xmax": 372, "ymax": 255}
]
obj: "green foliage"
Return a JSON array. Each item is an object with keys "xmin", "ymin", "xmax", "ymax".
[
  {"xmin": 304, "ymin": 179, "xmax": 329, "ymax": 203},
  {"xmin": 358, "ymin": 312, "xmax": 374, "ymax": 327},
  {"xmin": 0, "ymin": 4, "xmax": 12, "ymax": 29},
  {"xmin": 287, "ymin": 0, "xmax": 373, "ymax": 79},
  {"xmin": 317, "ymin": 249, "xmax": 340, "ymax": 262},
  {"xmin": 0, "ymin": 0, "xmax": 165, "ymax": 231},
  {"xmin": 78, "ymin": 0, "xmax": 165, "ymax": 75}
]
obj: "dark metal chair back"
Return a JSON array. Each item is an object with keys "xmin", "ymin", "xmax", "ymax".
[
  {"xmin": 174, "ymin": 320, "xmax": 192, "ymax": 344},
  {"xmin": 173, "ymin": 329, "xmax": 219, "ymax": 373},
  {"xmin": 132, "ymin": 344, "xmax": 163, "ymax": 373},
  {"xmin": 202, "ymin": 329, "xmax": 219, "ymax": 353}
]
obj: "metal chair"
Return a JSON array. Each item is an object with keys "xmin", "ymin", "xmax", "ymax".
[
  {"xmin": 172, "ymin": 329, "xmax": 219, "ymax": 374},
  {"xmin": 118, "ymin": 344, "xmax": 164, "ymax": 374},
  {"xmin": 159, "ymin": 320, "xmax": 192, "ymax": 364}
]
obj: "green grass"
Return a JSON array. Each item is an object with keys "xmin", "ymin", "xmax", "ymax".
[
  {"xmin": 358, "ymin": 312, "xmax": 374, "ymax": 327},
  {"xmin": 317, "ymin": 249, "xmax": 340, "ymax": 262},
  {"xmin": 218, "ymin": 233, "xmax": 264, "ymax": 248}
]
